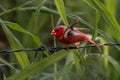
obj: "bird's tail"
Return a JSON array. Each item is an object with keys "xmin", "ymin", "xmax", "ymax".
[{"xmin": 88, "ymin": 39, "xmax": 101, "ymax": 53}]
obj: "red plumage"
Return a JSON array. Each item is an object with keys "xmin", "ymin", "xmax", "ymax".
[{"xmin": 51, "ymin": 20, "xmax": 101, "ymax": 53}]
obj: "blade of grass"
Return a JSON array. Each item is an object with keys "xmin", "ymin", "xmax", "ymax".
[
  {"xmin": 5, "ymin": 50, "xmax": 69, "ymax": 80},
  {"xmin": 0, "ymin": 57, "xmax": 19, "ymax": 72},
  {"xmin": 34, "ymin": 0, "xmax": 47, "ymax": 29},
  {"xmin": 73, "ymin": 51, "xmax": 84, "ymax": 77},
  {"xmin": 74, "ymin": 49, "xmax": 88, "ymax": 71},
  {"xmin": 83, "ymin": 0, "xmax": 120, "ymax": 41},
  {"xmin": 64, "ymin": 51, "xmax": 74, "ymax": 66},
  {"xmin": 29, "ymin": 71, "xmax": 66, "ymax": 80},
  {"xmin": 6, "ymin": 22, "xmax": 49, "ymax": 56},
  {"xmin": 54, "ymin": 0, "xmax": 68, "ymax": 25},
  {"xmin": 6, "ymin": 22, "xmax": 42, "ymax": 45},
  {"xmin": 105, "ymin": 55, "xmax": 120, "ymax": 74},
  {"xmin": 85, "ymin": 54, "xmax": 120, "ymax": 74},
  {"xmin": 0, "ymin": 19, "xmax": 30, "ymax": 69},
  {"xmin": 105, "ymin": 0, "xmax": 117, "ymax": 16},
  {"xmin": 100, "ymin": 38, "xmax": 109, "ymax": 68},
  {"xmin": 92, "ymin": 11, "xmax": 100, "ymax": 40}
]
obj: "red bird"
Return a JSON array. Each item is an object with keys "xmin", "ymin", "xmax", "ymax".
[{"xmin": 51, "ymin": 19, "xmax": 101, "ymax": 53}]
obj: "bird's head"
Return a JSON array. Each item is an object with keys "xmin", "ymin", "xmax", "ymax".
[{"xmin": 51, "ymin": 26, "xmax": 66, "ymax": 38}]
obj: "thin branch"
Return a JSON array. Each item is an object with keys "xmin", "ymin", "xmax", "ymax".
[
  {"xmin": 69, "ymin": 19, "xmax": 80, "ymax": 29},
  {"xmin": 0, "ymin": 43, "xmax": 120, "ymax": 53}
]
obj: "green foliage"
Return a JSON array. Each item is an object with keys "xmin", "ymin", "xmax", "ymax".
[
  {"xmin": 5, "ymin": 50, "xmax": 68, "ymax": 80},
  {"xmin": 0, "ymin": 0, "xmax": 120, "ymax": 80},
  {"xmin": 54, "ymin": 0, "xmax": 69, "ymax": 25},
  {"xmin": 0, "ymin": 19, "xmax": 30, "ymax": 69}
]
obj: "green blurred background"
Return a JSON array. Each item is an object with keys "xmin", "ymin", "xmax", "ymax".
[{"xmin": 0, "ymin": 0, "xmax": 120, "ymax": 80}]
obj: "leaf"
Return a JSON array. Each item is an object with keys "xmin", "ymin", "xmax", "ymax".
[
  {"xmin": 64, "ymin": 51, "xmax": 74, "ymax": 66},
  {"xmin": 0, "ymin": 19, "xmax": 30, "ymax": 69},
  {"xmin": 105, "ymin": 55, "xmax": 120, "ymax": 74},
  {"xmin": 5, "ymin": 50, "xmax": 69, "ymax": 80},
  {"xmin": 83, "ymin": 0, "xmax": 120, "ymax": 41},
  {"xmin": 34, "ymin": 0, "xmax": 47, "ymax": 27},
  {"xmin": 0, "ymin": 57, "xmax": 18, "ymax": 72},
  {"xmin": 6, "ymin": 22, "xmax": 49, "ymax": 56},
  {"xmin": 92, "ymin": 11, "xmax": 100, "ymax": 40},
  {"xmin": 54, "ymin": 0, "xmax": 69, "ymax": 25},
  {"xmin": 29, "ymin": 71, "xmax": 66, "ymax": 80},
  {"xmin": 6, "ymin": 23, "xmax": 42, "ymax": 45},
  {"xmin": 105, "ymin": 0, "xmax": 117, "ymax": 16}
]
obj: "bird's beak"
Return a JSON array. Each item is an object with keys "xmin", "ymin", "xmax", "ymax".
[{"xmin": 51, "ymin": 30, "xmax": 56, "ymax": 35}]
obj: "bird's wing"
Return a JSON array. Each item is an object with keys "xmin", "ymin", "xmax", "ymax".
[{"xmin": 64, "ymin": 27, "xmax": 81, "ymax": 38}]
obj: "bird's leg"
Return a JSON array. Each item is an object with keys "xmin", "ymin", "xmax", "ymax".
[
  {"xmin": 74, "ymin": 42, "xmax": 80, "ymax": 48},
  {"xmin": 64, "ymin": 43, "xmax": 80, "ymax": 50},
  {"xmin": 63, "ymin": 44, "xmax": 70, "ymax": 51}
]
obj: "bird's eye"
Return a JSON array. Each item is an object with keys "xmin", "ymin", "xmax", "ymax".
[{"xmin": 55, "ymin": 29, "xmax": 59, "ymax": 32}]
